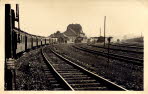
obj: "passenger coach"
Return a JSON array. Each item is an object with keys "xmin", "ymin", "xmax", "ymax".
[{"xmin": 12, "ymin": 28, "xmax": 50, "ymax": 57}]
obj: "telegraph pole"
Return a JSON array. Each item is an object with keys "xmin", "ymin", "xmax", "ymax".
[
  {"xmin": 107, "ymin": 37, "xmax": 113, "ymax": 63},
  {"xmin": 104, "ymin": 16, "xmax": 106, "ymax": 47},
  {"xmin": 100, "ymin": 27, "xmax": 101, "ymax": 37}
]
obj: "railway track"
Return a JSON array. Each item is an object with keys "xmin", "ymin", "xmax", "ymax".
[
  {"xmin": 42, "ymin": 46, "xmax": 128, "ymax": 91},
  {"xmin": 41, "ymin": 49, "xmax": 73, "ymax": 90},
  {"xmin": 110, "ymin": 44, "xmax": 143, "ymax": 49},
  {"xmin": 73, "ymin": 46, "xmax": 143, "ymax": 66},
  {"xmin": 88, "ymin": 44, "xmax": 143, "ymax": 54},
  {"xmin": 15, "ymin": 48, "xmax": 69, "ymax": 90},
  {"xmin": 41, "ymin": 61, "xmax": 70, "ymax": 90}
]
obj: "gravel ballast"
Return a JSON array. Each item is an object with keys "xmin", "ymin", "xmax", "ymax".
[{"xmin": 51, "ymin": 44, "xmax": 143, "ymax": 90}]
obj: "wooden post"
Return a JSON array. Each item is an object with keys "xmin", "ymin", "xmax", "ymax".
[
  {"xmin": 107, "ymin": 38, "xmax": 110, "ymax": 63},
  {"xmin": 107, "ymin": 37, "xmax": 112, "ymax": 63},
  {"xmin": 5, "ymin": 4, "xmax": 17, "ymax": 90},
  {"xmin": 100, "ymin": 28, "xmax": 101, "ymax": 37},
  {"xmin": 6, "ymin": 58, "xmax": 16, "ymax": 90},
  {"xmin": 104, "ymin": 16, "xmax": 106, "ymax": 47}
]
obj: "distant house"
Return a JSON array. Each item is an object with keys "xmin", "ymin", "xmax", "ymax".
[
  {"xmin": 50, "ymin": 31, "xmax": 68, "ymax": 43},
  {"xmin": 97, "ymin": 36, "xmax": 106, "ymax": 43},
  {"xmin": 88, "ymin": 37, "xmax": 99, "ymax": 43},
  {"xmin": 88, "ymin": 36, "xmax": 108, "ymax": 43}
]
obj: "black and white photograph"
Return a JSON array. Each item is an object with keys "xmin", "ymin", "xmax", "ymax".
[{"xmin": 0, "ymin": 0, "xmax": 147, "ymax": 92}]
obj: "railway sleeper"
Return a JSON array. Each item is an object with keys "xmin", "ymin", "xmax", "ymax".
[
  {"xmin": 57, "ymin": 70, "xmax": 80, "ymax": 73},
  {"xmin": 74, "ymin": 87, "xmax": 107, "ymax": 90},
  {"xmin": 62, "ymin": 74, "xmax": 88, "ymax": 77},
  {"xmin": 53, "ymin": 88, "xmax": 65, "ymax": 90},
  {"xmin": 59, "ymin": 72, "xmax": 84, "ymax": 75},
  {"xmin": 56, "ymin": 69, "xmax": 78, "ymax": 71},
  {"xmin": 71, "ymin": 84, "xmax": 106, "ymax": 88},
  {"xmin": 66, "ymin": 79, "xmax": 97, "ymax": 83},
  {"xmin": 54, "ymin": 66, "xmax": 75, "ymax": 69},
  {"xmin": 64, "ymin": 77, "xmax": 91, "ymax": 80}
]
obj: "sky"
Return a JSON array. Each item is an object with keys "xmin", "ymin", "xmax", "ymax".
[{"xmin": 0, "ymin": 0, "xmax": 148, "ymax": 41}]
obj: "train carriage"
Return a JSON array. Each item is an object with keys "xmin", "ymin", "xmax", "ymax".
[
  {"xmin": 52, "ymin": 38, "xmax": 58, "ymax": 44},
  {"xmin": 46, "ymin": 37, "xmax": 50, "ymax": 44},
  {"xmin": 49, "ymin": 38, "xmax": 52, "ymax": 44},
  {"xmin": 32, "ymin": 35, "xmax": 37, "ymax": 47},
  {"xmin": 13, "ymin": 29, "xmax": 26, "ymax": 54},
  {"xmin": 26, "ymin": 34, "xmax": 32, "ymax": 50},
  {"xmin": 12, "ymin": 28, "xmax": 53, "ymax": 56},
  {"xmin": 37, "ymin": 36, "xmax": 42, "ymax": 46},
  {"xmin": 42, "ymin": 38, "xmax": 46, "ymax": 45}
]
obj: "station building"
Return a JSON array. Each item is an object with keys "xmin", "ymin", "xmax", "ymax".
[
  {"xmin": 50, "ymin": 24, "xmax": 87, "ymax": 44},
  {"xmin": 63, "ymin": 24, "xmax": 87, "ymax": 43}
]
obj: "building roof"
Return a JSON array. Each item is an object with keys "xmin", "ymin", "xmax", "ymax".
[
  {"xmin": 64, "ymin": 27, "xmax": 78, "ymax": 37},
  {"xmin": 50, "ymin": 24, "xmax": 87, "ymax": 38},
  {"xmin": 63, "ymin": 24, "xmax": 85, "ymax": 37},
  {"xmin": 90, "ymin": 36, "xmax": 108, "ymax": 38}
]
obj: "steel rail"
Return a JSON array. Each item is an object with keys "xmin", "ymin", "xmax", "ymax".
[
  {"xmin": 49, "ymin": 47, "xmax": 128, "ymax": 91},
  {"xmin": 110, "ymin": 44, "xmax": 143, "ymax": 49},
  {"xmin": 88, "ymin": 44, "xmax": 143, "ymax": 54},
  {"xmin": 73, "ymin": 46, "xmax": 143, "ymax": 66},
  {"xmin": 41, "ymin": 47, "xmax": 74, "ymax": 91}
]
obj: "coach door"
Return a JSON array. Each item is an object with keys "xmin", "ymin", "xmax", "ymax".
[{"xmin": 25, "ymin": 35, "xmax": 27, "ymax": 51}]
